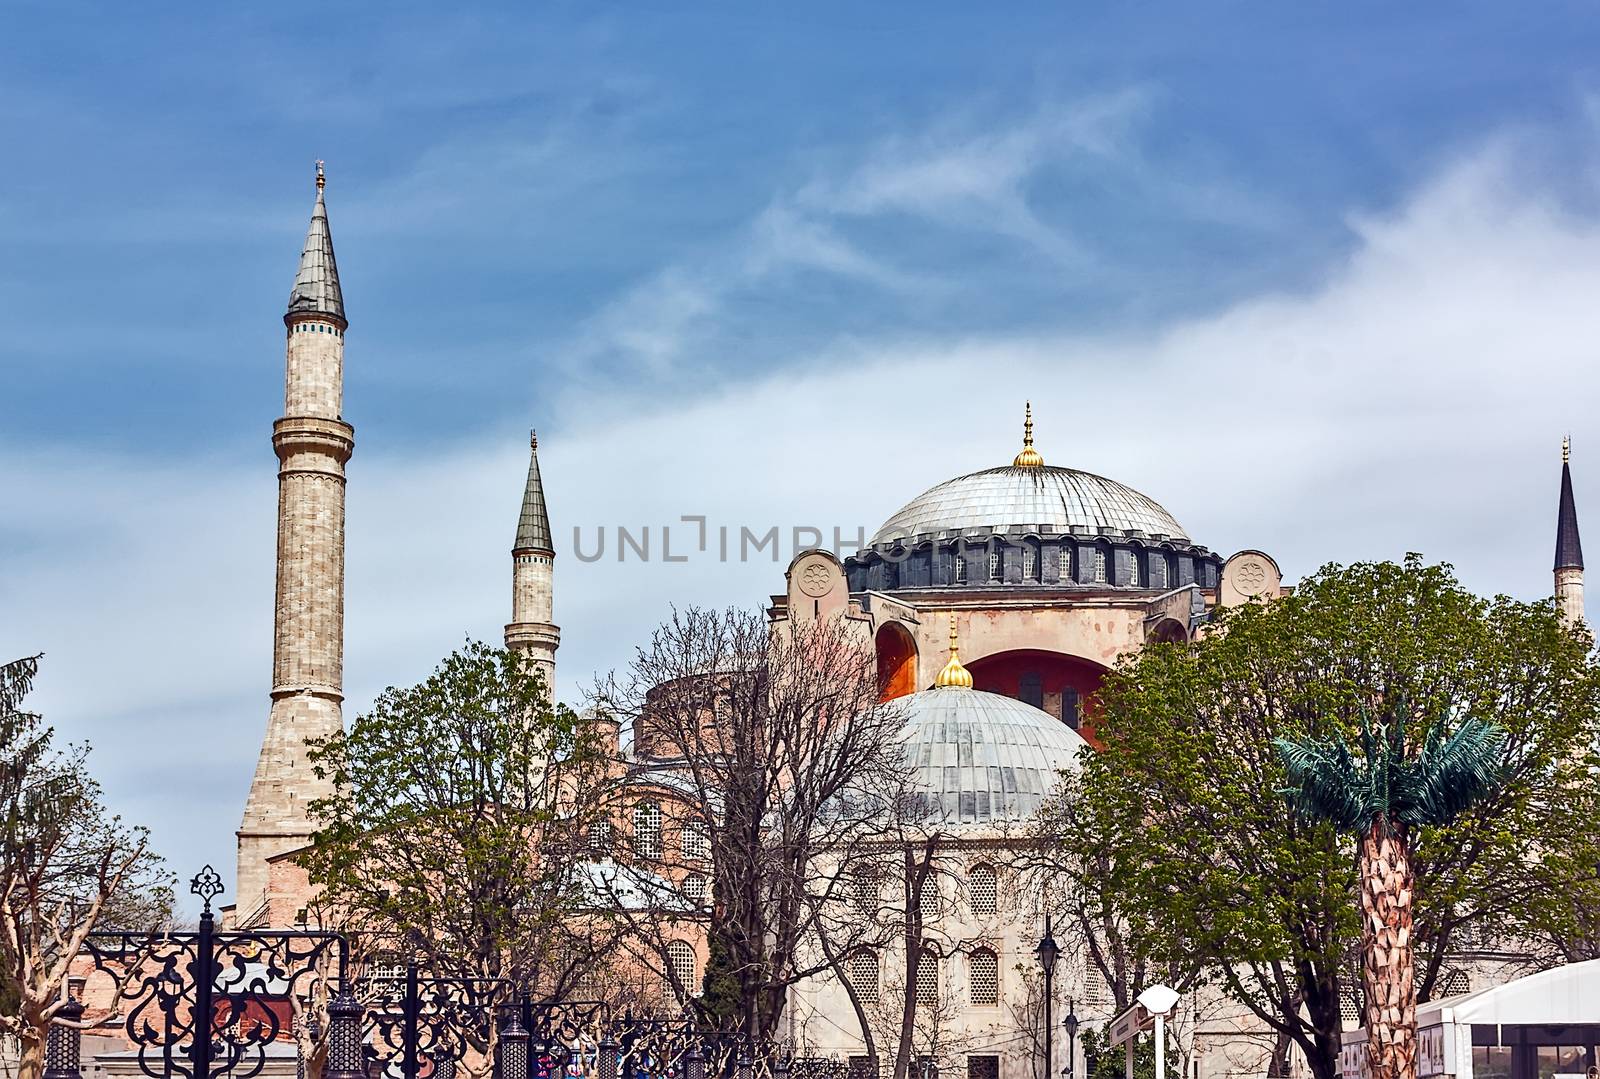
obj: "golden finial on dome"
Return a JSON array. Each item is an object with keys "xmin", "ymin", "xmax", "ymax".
[
  {"xmin": 1013, "ymin": 401, "xmax": 1044, "ymax": 468},
  {"xmin": 934, "ymin": 614, "xmax": 973, "ymax": 689},
  {"xmin": 1564, "ymin": 434, "xmax": 1571, "ymax": 464},
  {"xmin": 315, "ymin": 160, "xmax": 325, "ymax": 191}
]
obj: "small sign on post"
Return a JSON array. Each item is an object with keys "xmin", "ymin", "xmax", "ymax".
[{"xmin": 1108, "ymin": 986, "xmax": 1180, "ymax": 1079}]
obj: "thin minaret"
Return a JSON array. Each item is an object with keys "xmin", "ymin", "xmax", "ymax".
[
  {"xmin": 505, "ymin": 430, "xmax": 560, "ymax": 693},
  {"xmin": 1556, "ymin": 436, "xmax": 1585, "ymax": 625},
  {"xmin": 237, "ymin": 162, "xmax": 354, "ymax": 917}
]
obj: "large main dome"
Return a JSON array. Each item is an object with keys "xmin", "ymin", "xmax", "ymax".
[{"xmin": 869, "ymin": 464, "xmax": 1189, "ymax": 548}]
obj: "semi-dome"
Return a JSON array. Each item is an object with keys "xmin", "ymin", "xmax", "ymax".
[
  {"xmin": 869, "ymin": 464, "xmax": 1189, "ymax": 547},
  {"xmin": 895, "ymin": 686, "xmax": 1087, "ymax": 827}
]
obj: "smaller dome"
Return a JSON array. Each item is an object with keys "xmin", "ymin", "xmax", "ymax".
[{"xmin": 896, "ymin": 687, "xmax": 1086, "ymax": 827}]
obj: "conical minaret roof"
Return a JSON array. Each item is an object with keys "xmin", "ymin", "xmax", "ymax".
[
  {"xmin": 515, "ymin": 431, "xmax": 554, "ymax": 554},
  {"xmin": 1556, "ymin": 438, "xmax": 1584, "ymax": 571},
  {"xmin": 285, "ymin": 162, "xmax": 345, "ymax": 324}
]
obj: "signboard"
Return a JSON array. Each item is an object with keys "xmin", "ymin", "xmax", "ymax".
[{"xmin": 1108, "ymin": 1004, "xmax": 1150, "ymax": 1048}]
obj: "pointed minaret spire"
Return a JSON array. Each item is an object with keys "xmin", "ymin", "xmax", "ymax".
[
  {"xmin": 1556, "ymin": 437, "xmax": 1585, "ymax": 624},
  {"xmin": 286, "ymin": 161, "xmax": 345, "ymax": 325},
  {"xmin": 507, "ymin": 430, "xmax": 560, "ymax": 692}
]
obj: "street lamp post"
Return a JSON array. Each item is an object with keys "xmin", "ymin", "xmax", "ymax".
[
  {"xmin": 1036, "ymin": 918, "xmax": 1060, "ymax": 1079},
  {"xmin": 1062, "ymin": 999, "xmax": 1080, "ymax": 1079}
]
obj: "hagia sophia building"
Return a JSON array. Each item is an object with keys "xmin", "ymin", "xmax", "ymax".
[{"xmin": 231, "ymin": 169, "xmax": 1588, "ymax": 1079}]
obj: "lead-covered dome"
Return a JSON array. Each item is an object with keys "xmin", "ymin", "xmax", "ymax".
[
  {"xmin": 869, "ymin": 464, "xmax": 1189, "ymax": 547},
  {"xmin": 896, "ymin": 686, "xmax": 1087, "ymax": 827}
]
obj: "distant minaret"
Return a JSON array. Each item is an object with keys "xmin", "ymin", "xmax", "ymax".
[
  {"xmin": 1556, "ymin": 436, "xmax": 1585, "ymax": 625},
  {"xmin": 505, "ymin": 431, "xmax": 560, "ymax": 693},
  {"xmin": 237, "ymin": 163, "xmax": 354, "ymax": 916}
]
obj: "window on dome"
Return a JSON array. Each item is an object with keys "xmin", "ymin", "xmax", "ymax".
[
  {"xmin": 1063, "ymin": 688, "xmax": 1081, "ymax": 731},
  {"xmin": 1127, "ymin": 552, "xmax": 1146, "ymax": 587},
  {"xmin": 969, "ymin": 949, "xmax": 999, "ymax": 1006},
  {"xmin": 1151, "ymin": 556, "xmax": 1167, "ymax": 589},
  {"xmin": 1061, "ymin": 545, "xmax": 1073, "ymax": 579},
  {"xmin": 633, "ymin": 801, "xmax": 662, "ymax": 859},
  {"xmin": 588, "ymin": 819, "xmax": 614, "ymax": 859},
  {"xmin": 969, "ymin": 864, "xmax": 998, "ymax": 915},
  {"xmin": 954, "ymin": 556, "xmax": 968, "ymax": 584},
  {"xmin": 1092, "ymin": 548, "xmax": 1107, "ymax": 583},
  {"xmin": 1018, "ymin": 673, "xmax": 1042, "ymax": 711},
  {"xmin": 848, "ymin": 950, "xmax": 880, "ymax": 1004},
  {"xmin": 682, "ymin": 820, "xmax": 709, "ymax": 861},
  {"xmin": 1022, "ymin": 544, "xmax": 1038, "ymax": 580},
  {"xmin": 916, "ymin": 950, "xmax": 939, "ymax": 1005},
  {"xmin": 987, "ymin": 549, "xmax": 1001, "ymax": 581}
]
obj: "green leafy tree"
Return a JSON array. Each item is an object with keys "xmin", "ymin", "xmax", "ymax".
[
  {"xmin": 1046, "ymin": 557, "xmax": 1600, "ymax": 1079},
  {"xmin": 1276, "ymin": 706, "xmax": 1505, "ymax": 1079},
  {"xmin": 302, "ymin": 640, "xmax": 621, "ymax": 1057},
  {"xmin": 1, "ymin": 655, "xmax": 172, "ymax": 1079}
]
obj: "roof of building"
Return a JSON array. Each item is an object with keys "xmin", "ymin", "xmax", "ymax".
[
  {"xmin": 515, "ymin": 431, "xmax": 553, "ymax": 553},
  {"xmin": 869, "ymin": 464, "xmax": 1189, "ymax": 548},
  {"xmin": 1556, "ymin": 441, "xmax": 1583, "ymax": 571},
  {"xmin": 896, "ymin": 686, "xmax": 1086, "ymax": 828},
  {"xmin": 285, "ymin": 163, "xmax": 345, "ymax": 324}
]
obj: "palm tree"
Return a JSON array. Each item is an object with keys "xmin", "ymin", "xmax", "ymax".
[{"xmin": 1274, "ymin": 701, "xmax": 1506, "ymax": 1079}]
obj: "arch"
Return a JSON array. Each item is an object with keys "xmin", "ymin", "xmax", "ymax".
[
  {"xmin": 666, "ymin": 940, "xmax": 698, "ymax": 997},
  {"xmin": 968, "ymin": 864, "xmax": 998, "ymax": 915},
  {"xmin": 633, "ymin": 800, "xmax": 662, "ymax": 859},
  {"xmin": 963, "ymin": 648, "xmax": 1110, "ymax": 746},
  {"xmin": 875, "ymin": 622, "xmax": 918, "ymax": 702},
  {"xmin": 1148, "ymin": 618, "xmax": 1188, "ymax": 645},
  {"xmin": 969, "ymin": 948, "xmax": 999, "ymax": 1006},
  {"xmin": 848, "ymin": 950, "xmax": 881, "ymax": 1004},
  {"xmin": 915, "ymin": 949, "xmax": 939, "ymax": 1005}
]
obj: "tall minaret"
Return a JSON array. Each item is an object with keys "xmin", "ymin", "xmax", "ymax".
[
  {"xmin": 505, "ymin": 431, "xmax": 560, "ymax": 692},
  {"xmin": 237, "ymin": 162, "xmax": 354, "ymax": 916},
  {"xmin": 1556, "ymin": 436, "xmax": 1585, "ymax": 625}
]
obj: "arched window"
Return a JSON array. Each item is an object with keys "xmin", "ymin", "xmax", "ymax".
[
  {"xmin": 1061, "ymin": 544, "xmax": 1073, "ymax": 579},
  {"xmin": 1340, "ymin": 983, "xmax": 1361, "ymax": 1025},
  {"xmin": 1127, "ymin": 549, "xmax": 1146, "ymax": 588},
  {"xmin": 667, "ymin": 940, "xmax": 697, "ymax": 996},
  {"xmin": 681, "ymin": 820, "xmax": 709, "ymax": 861},
  {"xmin": 633, "ymin": 801, "xmax": 662, "ymax": 859},
  {"xmin": 954, "ymin": 555, "xmax": 968, "ymax": 584},
  {"xmin": 987, "ymin": 549, "xmax": 1001, "ymax": 581},
  {"xmin": 683, "ymin": 874, "xmax": 709, "ymax": 906},
  {"xmin": 969, "ymin": 949, "xmax": 999, "ymax": 1006},
  {"xmin": 851, "ymin": 865, "xmax": 883, "ymax": 916},
  {"xmin": 1082, "ymin": 962, "xmax": 1109, "ymax": 1007},
  {"xmin": 848, "ymin": 950, "xmax": 880, "ymax": 1004},
  {"xmin": 1150, "ymin": 554, "xmax": 1168, "ymax": 589},
  {"xmin": 1022, "ymin": 544, "xmax": 1038, "ymax": 581},
  {"xmin": 588, "ymin": 819, "xmax": 614, "ymax": 859},
  {"xmin": 1018, "ymin": 672, "xmax": 1043, "ymax": 711},
  {"xmin": 915, "ymin": 950, "xmax": 939, "ymax": 1005},
  {"xmin": 919, "ymin": 877, "xmax": 939, "ymax": 922},
  {"xmin": 969, "ymin": 865, "xmax": 998, "ymax": 915},
  {"xmin": 1440, "ymin": 970, "xmax": 1470, "ymax": 997},
  {"xmin": 1062, "ymin": 688, "xmax": 1081, "ymax": 731},
  {"xmin": 1092, "ymin": 546, "xmax": 1108, "ymax": 584}
]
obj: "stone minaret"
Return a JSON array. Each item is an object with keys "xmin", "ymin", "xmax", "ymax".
[
  {"xmin": 237, "ymin": 163, "xmax": 354, "ymax": 915},
  {"xmin": 1556, "ymin": 436, "xmax": 1585, "ymax": 625},
  {"xmin": 505, "ymin": 431, "xmax": 560, "ymax": 692}
]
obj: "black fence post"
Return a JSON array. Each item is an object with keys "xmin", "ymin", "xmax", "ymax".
[
  {"xmin": 500, "ymin": 1011, "xmax": 530, "ymax": 1079},
  {"xmin": 323, "ymin": 990, "xmax": 367, "ymax": 1079},
  {"xmin": 42, "ymin": 979, "xmax": 86, "ymax": 1079},
  {"xmin": 402, "ymin": 961, "xmax": 422, "ymax": 1079}
]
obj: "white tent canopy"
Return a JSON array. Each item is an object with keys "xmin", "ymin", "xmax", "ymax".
[{"xmin": 1421, "ymin": 958, "xmax": 1600, "ymax": 1025}]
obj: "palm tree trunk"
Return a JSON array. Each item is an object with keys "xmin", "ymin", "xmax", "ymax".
[{"xmin": 1360, "ymin": 817, "xmax": 1417, "ymax": 1079}]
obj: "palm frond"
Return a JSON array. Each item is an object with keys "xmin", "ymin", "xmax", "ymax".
[
  {"xmin": 1274, "ymin": 735, "xmax": 1373, "ymax": 831},
  {"xmin": 1395, "ymin": 718, "xmax": 1507, "ymax": 827}
]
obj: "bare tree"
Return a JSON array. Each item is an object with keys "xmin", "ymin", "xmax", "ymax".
[
  {"xmin": 0, "ymin": 655, "xmax": 172, "ymax": 1079},
  {"xmin": 591, "ymin": 607, "xmax": 909, "ymax": 1050}
]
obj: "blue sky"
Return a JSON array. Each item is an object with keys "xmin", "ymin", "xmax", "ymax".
[{"xmin": 5, "ymin": 3, "xmax": 1600, "ymax": 910}]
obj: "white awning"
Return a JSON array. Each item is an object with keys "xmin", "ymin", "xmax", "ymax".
[{"xmin": 1422, "ymin": 959, "xmax": 1600, "ymax": 1026}]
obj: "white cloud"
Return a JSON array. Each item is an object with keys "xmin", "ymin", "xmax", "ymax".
[{"xmin": 5, "ymin": 127, "xmax": 1599, "ymax": 906}]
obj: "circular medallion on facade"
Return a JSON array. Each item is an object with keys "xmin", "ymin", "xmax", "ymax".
[
  {"xmin": 1233, "ymin": 558, "xmax": 1267, "ymax": 595},
  {"xmin": 798, "ymin": 561, "xmax": 835, "ymax": 598}
]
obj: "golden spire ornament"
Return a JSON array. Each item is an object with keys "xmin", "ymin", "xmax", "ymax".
[
  {"xmin": 1013, "ymin": 401, "xmax": 1044, "ymax": 468},
  {"xmin": 934, "ymin": 614, "xmax": 974, "ymax": 689}
]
